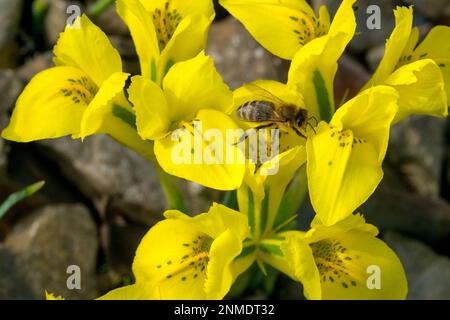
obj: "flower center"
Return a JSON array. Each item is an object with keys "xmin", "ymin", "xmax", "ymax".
[
  {"xmin": 152, "ymin": 1, "xmax": 183, "ymax": 52},
  {"xmin": 311, "ymin": 239, "xmax": 361, "ymax": 289},
  {"xmin": 60, "ymin": 76, "xmax": 98, "ymax": 105},
  {"xmin": 158, "ymin": 234, "xmax": 213, "ymax": 283},
  {"xmin": 290, "ymin": 11, "xmax": 328, "ymax": 46}
]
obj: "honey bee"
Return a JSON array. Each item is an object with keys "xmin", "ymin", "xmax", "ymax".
[{"xmin": 235, "ymin": 84, "xmax": 316, "ymax": 143}]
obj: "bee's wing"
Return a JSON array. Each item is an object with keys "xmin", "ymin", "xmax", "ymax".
[{"xmin": 244, "ymin": 83, "xmax": 289, "ymax": 106}]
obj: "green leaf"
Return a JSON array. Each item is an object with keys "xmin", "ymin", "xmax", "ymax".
[
  {"xmin": 0, "ymin": 181, "xmax": 45, "ymax": 219},
  {"xmin": 313, "ymin": 69, "xmax": 333, "ymax": 122},
  {"xmin": 87, "ymin": 0, "xmax": 115, "ymax": 18},
  {"xmin": 274, "ymin": 165, "xmax": 307, "ymax": 230},
  {"xmin": 112, "ymin": 104, "xmax": 137, "ymax": 130}
]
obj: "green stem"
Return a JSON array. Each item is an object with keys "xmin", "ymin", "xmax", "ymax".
[
  {"xmin": 87, "ymin": 0, "xmax": 115, "ymax": 18},
  {"xmin": 155, "ymin": 166, "xmax": 187, "ymax": 213},
  {"xmin": 0, "ymin": 181, "xmax": 45, "ymax": 219},
  {"xmin": 222, "ymin": 190, "xmax": 238, "ymax": 210}
]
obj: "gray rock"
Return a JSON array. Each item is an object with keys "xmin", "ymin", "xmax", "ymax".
[
  {"xmin": 0, "ymin": 70, "xmax": 21, "ymax": 176},
  {"xmin": 206, "ymin": 16, "xmax": 288, "ymax": 90},
  {"xmin": 0, "ymin": 245, "xmax": 34, "ymax": 299},
  {"xmin": 93, "ymin": 4, "xmax": 130, "ymax": 36},
  {"xmin": 313, "ymin": 0, "xmax": 399, "ymax": 53},
  {"xmin": 383, "ymin": 231, "xmax": 450, "ymax": 300},
  {"xmin": 366, "ymin": 44, "xmax": 385, "ymax": 72},
  {"xmin": 38, "ymin": 135, "xmax": 166, "ymax": 225},
  {"xmin": 16, "ymin": 52, "xmax": 53, "ymax": 83},
  {"xmin": 0, "ymin": 0, "xmax": 24, "ymax": 50},
  {"xmin": 404, "ymin": 0, "xmax": 450, "ymax": 19},
  {"xmin": 4, "ymin": 204, "xmax": 99, "ymax": 299},
  {"xmin": 361, "ymin": 178, "xmax": 450, "ymax": 247},
  {"xmin": 0, "ymin": 138, "xmax": 7, "ymax": 176},
  {"xmin": 44, "ymin": 0, "xmax": 84, "ymax": 46},
  {"xmin": 334, "ymin": 54, "xmax": 370, "ymax": 105},
  {"xmin": 0, "ymin": 69, "xmax": 23, "ymax": 114},
  {"xmin": 387, "ymin": 116, "xmax": 447, "ymax": 198}
]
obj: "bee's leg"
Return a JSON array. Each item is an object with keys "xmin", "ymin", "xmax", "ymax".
[
  {"xmin": 306, "ymin": 122, "xmax": 317, "ymax": 134},
  {"xmin": 255, "ymin": 123, "xmax": 276, "ymax": 130},
  {"xmin": 293, "ymin": 126, "xmax": 307, "ymax": 139},
  {"xmin": 308, "ymin": 116, "xmax": 318, "ymax": 127},
  {"xmin": 233, "ymin": 132, "xmax": 250, "ymax": 145},
  {"xmin": 234, "ymin": 123, "xmax": 276, "ymax": 146}
]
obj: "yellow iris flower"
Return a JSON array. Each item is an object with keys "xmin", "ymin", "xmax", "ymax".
[
  {"xmin": 280, "ymin": 214, "xmax": 407, "ymax": 300},
  {"xmin": 99, "ymin": 203, "xmax": 249, "ymax": 300},
  {"xmin": 117, "ymin": 0, "xmax": 214, "ymax": 84},
  {"xmin": 219, "ymin": 0, "xmax": 360, "ymax": 60},
  {"xmin": 127, "ymin": 51, "xmax": 245, "ymax": 190},
  {"xmin": 232, "ymin": 4, "xmax": 448, "ymax": 226},
  {"xmin": 363, "ymin": 6, "xmax": 449, "ymax": 122},
  {"xmin": 235, "ymin": 148, "xmax": 407, "ymax": 300},
  {"xmin": 1, "ymin": 15, "xmax": 152, "ymax": 159}
]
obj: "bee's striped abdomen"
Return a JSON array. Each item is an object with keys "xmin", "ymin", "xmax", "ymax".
[{"xmin": 236, "ymin": 101, "xmax": 276, "ymax": 122}]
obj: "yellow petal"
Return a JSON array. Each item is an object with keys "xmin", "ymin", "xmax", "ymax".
[
  {"xmin": 413, "ymin": 25, "xmax": 450, "ymax": 101},
  {"xmin": 364, "ymin": 7, "xmax": 413, "ymax": 88},
  {"xmin": 159, "ymin": 14, "xmax": 214, "ymax": 80},
  {"xmin": 116, "ymin": 0, "xmax": 160, "ymax": 80},
  {"xmin": 45, "ymin": 291, "xmax": 65, "ymax": 300},
  {"xmin": 280, "ymin": 232, "xmax": 322, "ymax": 299},
  {"xmin": 53, "ymin": 15, "xmax": 122, "ymax": 87},
  {"xmin": 162, "ymin": 52, "xmax": 233, "ymax": 121},
  {"xmin": 97, "ymin": 283, "xmax": 161, "ymax": 300},
  {"xmin": 307, "ymin": 87, "xmax": 398, "ymax": 225},
  {"xmin": 307, "ymin": 213, "xmax": 379, "ymax": 243},
  {"xmin": 309, "ymin": 229, "xmax": 407, "ymax": 300},
  {"xmin": 133, "ymin": 204, "xmax": 248, "ymax": 300},
  {"xmin": 128, "ymin": 75, "xmax": 171, "ymax": 140},
  {"xmin": 154, "ymin": 109, "xmax": 245, "ymax": 190},
  {"xmin": 259, "ymin": 148, "xmax": 307, "ymax": 236},
  {"xmin": 139, "ymin": 0, "xmax": 214, "ymax": 18},
  {"xmin": 204, "ymin": 229, "xmax": 244, "ymax": 299},
  {"xmin": 2, "ymin": 67, "xmax": 95, "ymax": 142},
  {"xmin": 384, "ymin": 59, "xmax": 448, "ymax": 123},
  {"xmin": 80, "ymin": 72, "xmax": 130, "ymax": 139},
  {"xmin": 219, "ymin": 0, "xmax": 324, "ymax": 60},
  {"xmin": 288, "ymin": 0, "xmax": 356, "ymax": 121},
  {"xmin": 280, "ymin": 216, "xmax": 407, "ymax": 300}
]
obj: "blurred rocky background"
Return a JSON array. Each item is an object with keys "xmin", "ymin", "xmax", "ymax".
[{"xmin": 0, "ymin": 0, "xmax": 449, "ymax": 300}]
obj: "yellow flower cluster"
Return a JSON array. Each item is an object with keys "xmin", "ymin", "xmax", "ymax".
[{"xmin": 3, "ymin": 0, "xmax": 448, "ymax": 300}]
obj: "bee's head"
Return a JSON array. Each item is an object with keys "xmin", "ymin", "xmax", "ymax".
[{"xmin": 295, "ymin": 109, "xmax": 308, "ymax": 127}]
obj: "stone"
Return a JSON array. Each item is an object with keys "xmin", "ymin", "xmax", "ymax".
[
  {"xmin": 16, "ymin": 52, "xmax": 53, "ymax": 82},
  {"xmin": 313, "ymin": 0, "xmax": 399, "ymax": 53},
  {"xmin": 366, "ymin": 44, "xmax": 385, "ymax": 72},
  {"xmin": 4, "ymin": 204, "xmax": 99, "ymax": 299},
  {"xmin": 92, "ymin": 4, "xmax": 130, "ymax": 36},
  {"xmin": 0, "ymin": 245, "xmax": 35, "ymax": 299},
  {"xmin": 361, "ymin": 177, "xmax": 450, "ymax": 248},
  {"xmin": 206, "ymin": 16, "xmax": 288, "ymax": 90},
  {"xmin": 38, "ymin": 135, "xmax": 166, "ymax": 225},
  {"xmin": 44, "ymin": 0, "xmax": 84, "ymax": 46},
  {"xmin": 383, "ymin": 231, "xmax": 450, "ymax": 299},
  {"xmin": 387, "ymin": 116, "xmax": 447, "ymax": 198},
  {"xmin": 0, "ymin": 69, "xmax": 22, "ymax": 176},
  {"xmin": 404, "ymin": 0, "xmax": 450, "ymax": 20},
  {"xmin": 0, "ymin": 0, "xmax": 24, "ymax": 50},
  {"xmin": 0, "ymin": 69, "xmax": 24, "ymax": 114},
  {"xmin": 334, "ymin": 54, "xmax": 370, "ymax": 105}
]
